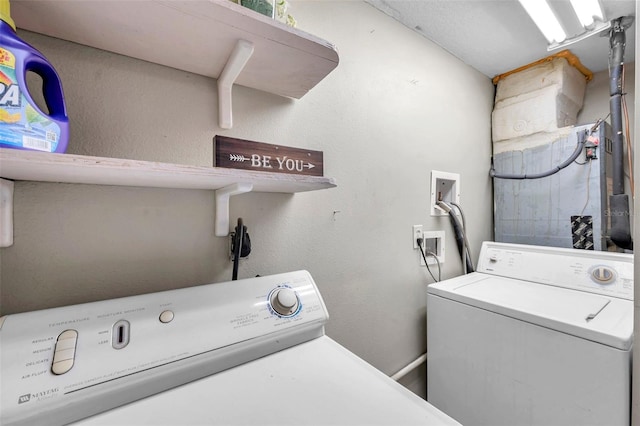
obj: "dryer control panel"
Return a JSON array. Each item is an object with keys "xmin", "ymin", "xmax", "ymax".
[
  {"xmin": 477, "ymin": 242, "xmax": 633, "ymax": 300},
  {"xmin": 0, "ymin": 270, "xmax": 329, "ymax": 426}
]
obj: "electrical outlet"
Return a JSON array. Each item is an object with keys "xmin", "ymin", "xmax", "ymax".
[
  {"xmin": 430, "ymin": 171, "xmax": 460, "ymax": 216},
  {"xmin": 412, "ymin": 225, "xmax": 423, "ymax": 249}
]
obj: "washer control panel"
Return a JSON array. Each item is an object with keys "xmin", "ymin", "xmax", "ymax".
[
  {"xmin": 0, "ymin": 270, "xmax": 329, "ymax": 426},
  {"xmin": 476, "ymin": 242, "xmax": 633, "ymax": 300}
]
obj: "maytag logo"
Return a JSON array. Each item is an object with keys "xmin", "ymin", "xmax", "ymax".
[
  {"xmin": 33, "ymin": 388, "xmax": 59, "ymax": 398},
  {"xmin": 17, "ymin": 387, "xmax": 59, "ymax": 404}
]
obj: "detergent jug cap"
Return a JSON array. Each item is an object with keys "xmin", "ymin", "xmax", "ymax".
[{"xmin": 0, "ymin": 0, "xmax": 16, "ymax": 31}]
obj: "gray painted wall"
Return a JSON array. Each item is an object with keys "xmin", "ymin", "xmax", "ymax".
[{"xmin": 0, "ymin": 1, "xmax": 495, "ymax": 397}]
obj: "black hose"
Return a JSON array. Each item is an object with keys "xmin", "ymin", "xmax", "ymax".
[
  {"xmin": 440, "ymin": 203, "xmax": 474, "ymax": 273},
  {"xmin": 490, "ymin": 130, "xmax": 587, "ymax": 180},
  {"xmin": 450, "ymin": 202, "xmax": 475, "ymax": 273}
]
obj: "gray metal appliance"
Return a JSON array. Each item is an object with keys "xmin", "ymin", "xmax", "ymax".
[{"xmin": 493, "ymin": 122, "xmax": 614, "ymax": 250}]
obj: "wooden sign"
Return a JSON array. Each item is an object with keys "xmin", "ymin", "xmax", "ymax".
[{"xmin": 214, "ymin": 136, "xmax": 323, "ymax": 177}]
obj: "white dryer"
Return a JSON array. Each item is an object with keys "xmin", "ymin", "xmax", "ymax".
[
  {"xmin": 427, "ymin": 242, "xmax": 633, "ymax": 426},
  {"xmin": 1, "ymin": 270, "xmax": 459, "ymax": 426}
]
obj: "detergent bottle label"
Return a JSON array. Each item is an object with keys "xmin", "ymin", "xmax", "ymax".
[{"xmin": 0, "ymin": 47, "xmax": 61, "ymax": 152}]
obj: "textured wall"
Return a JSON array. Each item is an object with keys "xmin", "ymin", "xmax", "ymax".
[{"xmin": 0, "ymin": 1, "xmax": 495, "ymax": 397}]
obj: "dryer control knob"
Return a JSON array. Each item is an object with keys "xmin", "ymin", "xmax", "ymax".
[
  {"xmin": 51, "ymin": 329, "xmax": 78, "ymax": 375},
  {"xmin": 270, "ymin": 288, "xmax": 299, "ymax": 317}
]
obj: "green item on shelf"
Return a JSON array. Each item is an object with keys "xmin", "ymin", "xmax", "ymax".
[{"xmin": 241, "ymin": 0, "xmax": 273, "ymax": 18}]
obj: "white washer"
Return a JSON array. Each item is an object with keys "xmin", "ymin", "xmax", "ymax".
[
  {"xmin": 427, "ymin": 242, "xmax": 634, "ymax": 426},
  {"xmin": 0, "ymin": 270, "xmax": 459, "ymax": 426}
]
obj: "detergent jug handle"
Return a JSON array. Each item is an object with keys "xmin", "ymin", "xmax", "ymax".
[{"xmin": 21, "ymin": 53, "xmax": 68, "ymax": 120}]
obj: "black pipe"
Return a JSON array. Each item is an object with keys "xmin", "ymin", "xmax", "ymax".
[
  {"xmin": 609, "ymin": 18, "xmax": 626, "ymax": 195},
  {"xmin": 607, "ymin": 17, "xmax": 633, "ymax": 250},
  {"xmin": 609, "ymin": 194, "xmax": 632, "ymax": 249}
]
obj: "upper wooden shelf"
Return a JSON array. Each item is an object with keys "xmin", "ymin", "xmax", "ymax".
[
  {"xmin": 12, "ymin": 0, "xmax": 340, "ymax": 100},
  {"xmin": 0, "ymin": 148, "xmax": 336, "ymax": 193}
]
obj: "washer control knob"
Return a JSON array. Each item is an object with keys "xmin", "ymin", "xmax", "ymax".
[
  {"xmin": 591, "ymin": 266, "xmax": 615, "ymax": 284},
  {"xmin": 489, "ymin": 255, "xmax": 498, "ymax": 263},
  {"xmin": 270, "ymin": 288, "xmax": 299, "ymax": 317}
]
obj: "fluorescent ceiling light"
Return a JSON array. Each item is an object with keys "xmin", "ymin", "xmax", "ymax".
[
  {"xmin": 518, "ymin": 0, "xmax": 567, "ymax": 44},
  {"xmin": 547, "ymin": 20, "xmax": 611, "ymax": 51},
  {"xmin": 570, "ymin": 0, "xmax": 604, "ymax": 28}
]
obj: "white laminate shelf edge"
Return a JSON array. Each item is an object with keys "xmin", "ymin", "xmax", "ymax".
[
  {"xmin": 0, "ymin": 149, "xmax": 337, "ymax": 244},
  {"xmin": 11, "ymin": 0, "xmax": 340, "ymax": 129}
]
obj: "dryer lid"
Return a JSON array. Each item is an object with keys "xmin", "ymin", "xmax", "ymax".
[{"xmin": 428, "ymin": 274, "xmax": 633, "ymax": 350}]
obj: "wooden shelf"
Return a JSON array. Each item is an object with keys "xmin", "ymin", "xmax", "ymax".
[
  {"xmin": 3, "ymin": 1, "xmax": 340, "ymax": 240},
  {"xmin": 0, "ymin": 149, "xmax": 336, "ymax": 242},
  {"xmin": 0, "ymin": 149, "xmax": 336, "ymax": 192},
  {"xmin": 12, "ymin": 0, "xmax": 340, "ymax": 100}
]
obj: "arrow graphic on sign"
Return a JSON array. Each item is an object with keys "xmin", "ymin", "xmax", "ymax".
[
  {"xmin": 229, "ymin": 154, "xmax": 249, "ymax": 162},
  {"xmin": 305, "ymin": 163, "xmax": 315, "ymax": 169}
]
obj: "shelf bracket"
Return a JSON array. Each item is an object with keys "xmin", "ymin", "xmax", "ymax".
[
  {"xmin": 218, "ymin": 39, "xmax": 254, "ymax": 129},
  {"xmin": 0, "ymin": 178, "xmax": 14, "ymax": 247},
  {"xmin": 215, "ymin": 182, "xmax": 253, "ymax": 237}
]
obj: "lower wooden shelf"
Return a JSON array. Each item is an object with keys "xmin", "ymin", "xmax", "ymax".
[{"xmin": 0, "ymin": 148, "xmax": 337, "ymax": 243}]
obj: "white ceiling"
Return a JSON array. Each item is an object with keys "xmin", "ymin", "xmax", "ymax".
[{"xmin": 366, "ymin": 0, "xmax": 636, "ymax": 78}]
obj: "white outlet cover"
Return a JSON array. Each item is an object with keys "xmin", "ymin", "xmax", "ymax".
[{"xmin": 412, "ymin": 224, "xmax": 423, "ymax": 249}]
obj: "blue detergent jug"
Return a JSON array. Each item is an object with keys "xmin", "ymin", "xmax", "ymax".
[{"xmin": 0, "ymin": 0, "xmax": 69, "ymax": 153}]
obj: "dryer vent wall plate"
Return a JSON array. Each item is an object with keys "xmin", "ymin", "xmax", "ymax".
[{"xmin": 430, "ymin": 171, "xmax": 460, "ymax": 216}]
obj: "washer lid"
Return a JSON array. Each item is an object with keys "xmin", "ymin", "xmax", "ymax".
[{"xmin": 428, "ymin": 273, "xmax": 633, "ymax": 350}]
